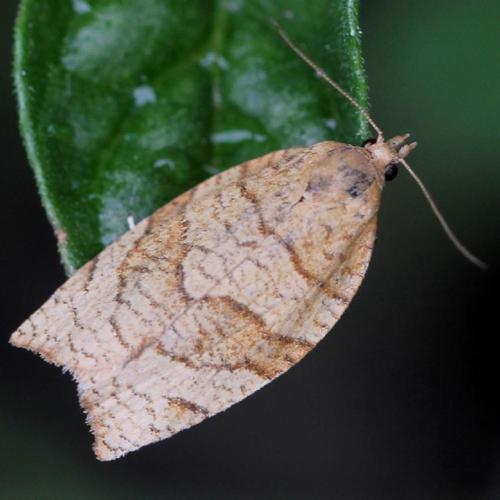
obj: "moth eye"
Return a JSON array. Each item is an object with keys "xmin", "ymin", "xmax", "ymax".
[
  {"xmin": 384, "ymin": 163, "xmax": 399, "ymax": 181},
  {"xmin": 362, "ymin": 137, "xmax": 376, "ymax": 147}
]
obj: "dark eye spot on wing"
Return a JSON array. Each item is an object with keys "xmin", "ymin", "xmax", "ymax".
[
  {"xmin": 343, "ymin": 168, "xmax": 372, "ymax": 198},
  {"xmin": 347, "ymin": 184, "xmax": 363, "ymax": 198}
]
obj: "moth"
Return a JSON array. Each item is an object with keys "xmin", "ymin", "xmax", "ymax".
[{"xmin": 10, "ymin": 25, "xmax": 485, "ymax": 461}]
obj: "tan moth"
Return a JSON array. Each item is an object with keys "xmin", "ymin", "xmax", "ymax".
[{"xmin": 10, "ymin": 24, "xmax": 486, "ymax": 461}]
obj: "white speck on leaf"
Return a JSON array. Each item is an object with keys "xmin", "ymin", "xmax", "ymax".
[
  {"xmin": 200, "ymin": 52, "xmax": 229, "ymax": 70},
  {"xmin": 133, "ymin": 85, "xmax": 157, "ymax": 107},
  {"xmin": 127, "ymin": 215, "xmax": 136, "ymax": 230},
  {"xmin": 153, "ymin": 158, "xmax": 176, "ymax": 170},
  {"xmin": 324, "ymin": 118, "xmax": 337, "ymax": 130},
  {"xmin": 72, "ymin": 0, "xmax": 91, "ymax": 14},
  {"xmin": 211, "ymin": 129, "xmax": 266, "ymax": 144}
]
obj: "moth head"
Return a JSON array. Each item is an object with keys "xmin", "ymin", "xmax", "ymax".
[{"xmin": 363, "ymin": 134, "xmax": 417, "ymax": 182}]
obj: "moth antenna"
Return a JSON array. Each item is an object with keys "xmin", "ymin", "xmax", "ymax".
[
  {"xmin": 399, "ymin": 158, "xmax": 488, "ymax": 270},
  {"xmin": 271, "ymin": 18, "xmax": 384, "ymax": 139}
]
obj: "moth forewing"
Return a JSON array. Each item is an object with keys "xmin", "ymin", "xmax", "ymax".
[{"xmin": 11, "ymin": 142, "xmax": 382, "ymax": 460}]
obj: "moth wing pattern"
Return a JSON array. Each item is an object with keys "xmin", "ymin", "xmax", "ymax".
[
  {"xmin": 10, "ymin": 147, "xmax": 303, "ymax": 377},
  {"xmin": 11, "ymin": 142, "xmax": 381, "ymax": 460}
]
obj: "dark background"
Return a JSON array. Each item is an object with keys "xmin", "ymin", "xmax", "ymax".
[{"xmin": 1, "ymin": 1, "xmax": 499, "ymax": 499}]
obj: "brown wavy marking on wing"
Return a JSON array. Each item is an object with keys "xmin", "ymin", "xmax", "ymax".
[
  {"xmin": 10, "ymin": 147, "xmax": 304, "ymax": 381},
  {"xmin": 11, "ymin": 141, "xmax": 382, "ymax": 460}
]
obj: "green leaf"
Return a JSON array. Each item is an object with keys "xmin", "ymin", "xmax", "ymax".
[{"xmin": 15, "ymin": 0, "xmax": 369, "ymax": 275}]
